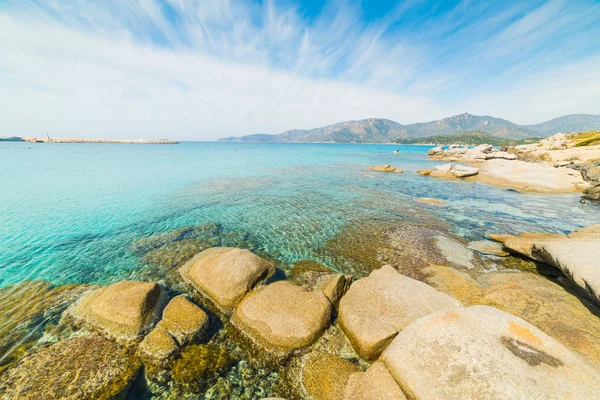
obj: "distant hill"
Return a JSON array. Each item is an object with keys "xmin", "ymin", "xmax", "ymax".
[
  {"xmin": 395, "ymin": 131, "xmax": 540, "ymax": 146},
  {"xmin": 525, "ymin": 114, "xmax": 600, "ymax": 136},
  {"xmin": 220, "ymin": 113, "xmax": 600, "ymax": 144}
]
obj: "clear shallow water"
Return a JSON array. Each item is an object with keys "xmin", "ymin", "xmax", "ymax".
[{"xmin": 1, "ymin": 141, "xmax": 599, "ymax": 287}]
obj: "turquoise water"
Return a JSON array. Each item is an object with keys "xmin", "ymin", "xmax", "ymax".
[{"xmin": 1, "ymin": 141, "xmax": 598, "ymax": 287}]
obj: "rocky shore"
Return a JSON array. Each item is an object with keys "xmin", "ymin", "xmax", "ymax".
[
  {"xmin": 422, "ymin": 135, "xmax": 600, "ymax": 197},
  {"xmin": 2, "ymin": 219, "xmax": 600, "ymax": 399},
  {"xmin": 22, "ymin": 137, "xmax": 178, "ymax": 144}
]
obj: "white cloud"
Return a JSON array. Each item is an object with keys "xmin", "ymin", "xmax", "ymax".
[{"xmin": 0, "ymin": 0, "xmax": 599, "ymax": 139}]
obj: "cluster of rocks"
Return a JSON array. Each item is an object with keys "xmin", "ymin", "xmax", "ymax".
[
  {"xmin": 367, "ymin": 164, "xmax": 403, "ymax": 173},
  {"xmin": 418, "ymin": 163, "xmax": 479, "ymax": 178},
  {"xmin": 571, "ymin": 161, "xmax": 600, "ymax": 202},
  {"xmin": 428, "ymin": 144, "xmax": 517, "ymax": 161},
  {"xmin": 3, "ymin": 229, "xmax": 600, "ymax": 399},
  {"xmin": 488, "ymin": 224, "xmax": 600, "ymax": 306}
]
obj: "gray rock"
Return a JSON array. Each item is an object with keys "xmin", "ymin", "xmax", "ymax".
[
  {"xmin": 382, "ymin": 306, "xmax": 600, "ymax": 400},
  {"xmin": 453, "ymin": 165, "xmax": 479, "ymax": 177}
]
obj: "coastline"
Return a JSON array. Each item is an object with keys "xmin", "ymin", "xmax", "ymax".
[{"xmin": 21, "ymin": 138, "xmax": 179, "ymax": 144}]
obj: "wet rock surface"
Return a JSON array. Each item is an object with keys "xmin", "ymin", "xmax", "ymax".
[
  {"xmin": 0, "ymin": 334, "xmax": 139, "ymax": 400},
  {"xmin": 344, "ymin": 362, "xmax": 406, "ymax": 400},
  {"xmin": 299, "ymin": 352, "xmax": 360, "ymax": 400},
  {"xmin": 382, "ymin": 306, "xmax": 600, "ymax": 400},
  {"xmin": 64, "ymin": 280, "xmax": 166, "ymax": 343}
]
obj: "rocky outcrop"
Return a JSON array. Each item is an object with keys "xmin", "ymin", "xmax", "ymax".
[
  {"xmin": 368, "ymin": 164, "xmax": 402, "ymax": 173},
  {"xmin": 534, "ymin": 239, "xmax": 600, "ymax": 306},
  {"xmin": 568, "ymin": 224, "xmax": 600, "ymax": 238},
  {"xmin": 344, "ymin": 362, "xmax": 407, "ymax": 400},
  {"xmin": 299, "ymin": 352, "xmax": 360, "ymax": 400},
  {"xmin": 338, "ymin": 265, "xmax": 462, "ymax": 359},
  {"xmin": 0, "ymin": 334, "xmax": 139, "ymax": 400},
  {"xmin": 139, "ymin": 295, "xmax": 208, "ymax": 363},
  {"xmin": 64, "ymin": 280, "xmax": 166, "ymax": 343},
  {"xmin": 179, "ymin": 247, "xmax": 274, "ymax": 313},
  {"xmin": 422, "ymin": 163, "xmax": 479, "ymax": 179},
  {"xmin": 382, "ymin": 306, "xmax": 600, "ymax": 400},
  {"xmin": 429, "ymin": 144, "xmax": 517, "ymax": 161},
  {"xmin": 501, "ymin": 232, "xmax": 567, "ymax": 261},
  {"xmin": 232, "ymin": 281, "xmax": 332, "ymax": 353}
]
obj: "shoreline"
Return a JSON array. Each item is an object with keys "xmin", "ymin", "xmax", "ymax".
[{"xmin": 21, "ymin": 138, "xmax": 178, "ymax": 144}]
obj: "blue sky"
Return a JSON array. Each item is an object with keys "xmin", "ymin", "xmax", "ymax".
[{"xmin": 1, "ymin": 0, "xmax": 599, "ymax": 139}]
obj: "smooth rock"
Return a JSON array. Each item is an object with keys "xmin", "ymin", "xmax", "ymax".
[
  {"xmin": 338, "ymin": 265, "xmax": 462, "ymax": 359},
  {"xmin": 300, "ymin": 352, "xmax": 360, "ymax": 400},
  {"xmin": 583, "ymin": 182, "xmax": 600, "ymax": 201},
  {"xmin": 433, "ymin": 163, "xmax": 453, "ymax": 172},
  {"xmin": 427, "ymin": 146, "xmax": 444, "ymax": 156},
  {"xmin": 344, "ymin": 362, "xmax": 407, "ymax": 400},
  {"xmin": 468, "ymin": 240, "xmax": 509, "ymax": 256},
  {"xmin": 159, "ymin": 295, "xmax": 208, "ymax": 345},
  {"xmin": 568, "ymin": 224, "xmax": 600, "ymax": 238},
  {"xmin": 232, "ymin": 281, "xmax": 332, "ymax": 352},
  {"xmin": 64, "ymin": 280, "xmax": 165, "ymax": 343},
  {"xmin": 138, "ymin": 324, "xmax": 179, "ymax": 362},
  {"xmin": 453, "ymin": 165, "xmax": 479, "ymax": 177},
  {"xmin": 0, "ymin": 335, "xmax": 139, "ymax": 400},
  {"xmin": 382, "ymin": 306, "xmax": 600, "ymax": 400},
  {"xmin": 534, "ymin": 239, "xmax": 600, "ymax": 306},
  {"xmin": 502, "ymin": 233, "xmax": 566, "ymax": 261},
  {"xmin": 179, "ymin": 247, "xmax": 274, "ymax": 313},
  {"xmin": 368, "ymin": 164, "xmax": 402, "ymax": 173}
]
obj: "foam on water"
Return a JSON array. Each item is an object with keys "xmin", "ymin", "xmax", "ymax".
[{"xmin": 0, "ymin": 141, "xmax": 598, "ymax": 287}]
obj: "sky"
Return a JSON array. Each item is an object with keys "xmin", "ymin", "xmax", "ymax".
[{"xmin": 1, "ymin": 0, "xmax": 599, "ymax": 140}]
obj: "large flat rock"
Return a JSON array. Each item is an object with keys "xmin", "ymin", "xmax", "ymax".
[
  {"xmin": 534, "ymin": 239, "xmax": 600, "ymax": 306},
  {"xmin": 65, "ymin": 280, "xmax": 165, "ymax": 343},
  {"xmin": 232, "ymin": 281, "xmax": 332, "ymax": 352},
  {"xmin": 474, "ymin": 159, "xmax": 588, "ymax": 193},
  {"xmin": 382, "ymin": 306, "xmax": 600, "ymax": 400},
  {"xmin": 0, "ymin": 334, "xmax": 139, "ymax": 400},
  {"xmin": 179, "ymin": 247, "xmax": 274, "ymax": 313},
  {"xmin": 338, "ymin": 265, "xmax": 462, "ymax": 359}
]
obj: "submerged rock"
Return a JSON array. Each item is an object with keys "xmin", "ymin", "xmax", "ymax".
[
  {"xmin": 299, "ymin": 352, "xmax": 360, "ymax": 400},
  {"xmin": 64, "ymin": 280, "xmax": 166, "ymax": 343},
  {"xmin": 382, "ymin": 306, "xmax": 600, "ymax": 400},
  {"xmin": 344, "ymin": 362, "xmax": 407, "ymax": 400},
  {"xmin": 288, "ymin": 261, "xmax": 351, "ymax": 307},
  {"xmin": 139, "ymin": 324, "xmax": 179, "ymax": 363},
  {"xmin": 232, "ymin": 281, "xmax": 332, "ymax": 353},
  {"xmin": 0, "ymin": 334, "xmax": 139, "ymax": 400},
  {"xmin": 416, "ymin": 197, "xmax": 446, "ymax": 205},
  {"xmin": 130, "ymin": 223, "xmax": 221, "ymax": 255},
  {"xmin": 468, "ymin": 240, "xmax": 509, "ymax": 257},
  {"xmin": 179, "ymin": 247, "xmax": 274, "ymax": 314},
  {"xmin": 0, "ymin": 281, "xmax": 90, "ymax": 371},
  {"xmin": 368, "ymin": 165, "xmax": 402, "ymax": 173},
  {"xmin": 338, "ymin": 265, "xmax": 462, "ymax": 359}
]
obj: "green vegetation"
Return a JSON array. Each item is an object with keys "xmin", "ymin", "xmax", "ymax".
[
  {"xmin": 572, "ymin": 130, "xmax": 600, "ymax": 147},
  {"xmin": 395, "ymin": 130, "xmax": 540, "ymax": 146}
]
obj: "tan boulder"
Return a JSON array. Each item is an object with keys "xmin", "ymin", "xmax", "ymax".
[
  {"xmin": 368, "ymin": 164, "xmax": 402, "ymax": 173},
  {"xmin": 344, "ymin": 362, "xmax": 407, "ymax": 400},
  {"xmin": 138, "ymin": 324, "xmax": 179, "ymax": 362},
  {"xmin": 382, "ymin": 306, "xmax": 600, "ymax": 400},
  {"xmin": 416, "ymin": 197, "xmax": 445, "ymax": 205},
  {"xmin": 568, "ymin": 224, "xmax": 600, "ymax": 238},
  {"xmin": 534, "ymin": 239, "xmax": 600, "ymax": 306},
  {"xmin": 232, "ymin": 281, "xmax": 332, "ymax": 352},
  {"xmin": 0, "ymin": 335, "xmax": 139, "ymax": 400},
  {"xmin": 338, "ymin": 265, "xmax": 462, "ymax": 359},
  {"xmin": 179, "ymin": 247, "xmax": 274, "ymax": 313},
  {"xmin": 64, "ymin": 281, "xmax": 166, "ymax": 343},
  {"xmin": 160, "ymin": 295, "xmax": 208, "ymax": 345},
  {"xmin": 300, "ymin": 352, "xmax": 360, "ymax": 400}
]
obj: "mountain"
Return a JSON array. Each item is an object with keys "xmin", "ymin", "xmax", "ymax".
[
  {"xmin": 220, "ymin": 113, "xmax": 600, "ymax": 144},
  {"xmin": 395, "ymin": 131, "xmax": 540, "ymax": 146},
  {"xmin": 525, "ymin": 114, "xmax": 600, "ymax": 136}
]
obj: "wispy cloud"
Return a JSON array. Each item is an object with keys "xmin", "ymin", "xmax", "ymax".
[{"xmin": 0, "ymin": 0, "xmax": 599, "ymax": 139}]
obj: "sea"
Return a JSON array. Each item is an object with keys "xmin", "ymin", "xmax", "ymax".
[{"xmin": 1, "ymin": 141, "xmax": 598, "ymax": 288}]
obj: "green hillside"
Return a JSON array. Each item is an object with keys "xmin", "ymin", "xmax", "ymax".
[{"xmin": 394, "ymin": 131, "xmax": 540, "ymax": 146}]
